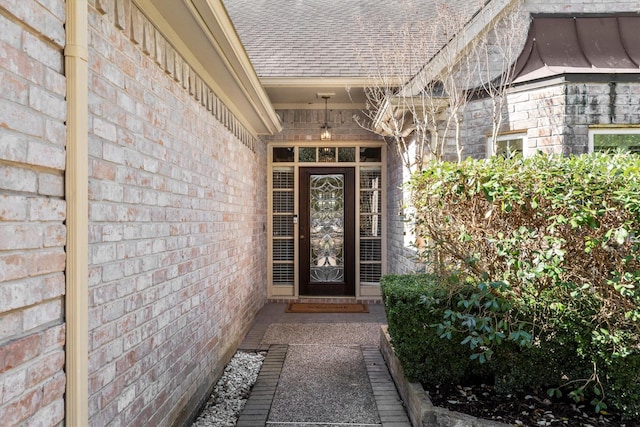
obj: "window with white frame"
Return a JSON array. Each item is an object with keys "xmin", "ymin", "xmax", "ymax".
[
  {"xmin": 487, "ymin": 132, "xmax": 527, "ymax": 158},
  {"xmin": 588, "ymin": 128, "xmax": 640, "ymax": 153}
]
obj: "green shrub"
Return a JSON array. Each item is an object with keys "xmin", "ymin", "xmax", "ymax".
[
  {"xmin": 381, "ymin": 274, "xmax": 481, "ymax": 384},
  {"xmin": 604, "ymin": 352, "xmax": 640, "ymax": 417},
  {"xmin": 396, "ymin": 152, "xmax": 640, "ymax": 417}
]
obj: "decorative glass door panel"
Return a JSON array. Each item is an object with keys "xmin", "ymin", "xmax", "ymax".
[
  {"xmin": 310, "ymin": 174, "xmax": 344, "ymax": 283},
  {"xmin": 300, "ymin": 168, "xmax": 355, "ymax": 296}
]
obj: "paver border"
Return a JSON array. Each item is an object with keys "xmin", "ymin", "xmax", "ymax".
[
  {"xmin": 362, "ymin": 346, "xmax": 412, "ymax": 427},
  {"xmin": 236, "ymin": 344, "xmax": 288, "ymax": 427}
]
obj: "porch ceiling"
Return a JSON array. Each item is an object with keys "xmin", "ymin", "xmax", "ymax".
[{"xmin": 260, "ymin": 77, "xmax": 369, "ymax": 109}]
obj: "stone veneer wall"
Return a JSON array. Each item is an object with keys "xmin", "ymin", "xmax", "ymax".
[
  {"xmin": 0, "ymin": 1, "xmax": 67, "ymax": 425},
  {"xmin": 386, "ymin": 146, "xmax": 425, "ymax": 275},
  {"xmin": 461, "ymin": 84, "xmax": 568, "ymax": 158},
  {"xmin": 564, "ymin": 81, "xmax": 640, "ymax": 151},
  {"xmin": 458, "ymin": 0, "xmax": 640, "ymax": 160},
  {"xmin": 86, "ymin": 1, "xmax": 268, "ymax": 426},
  {"xmin": 461, "ymin": 80, "xmax": 640, "ymax": 159}
]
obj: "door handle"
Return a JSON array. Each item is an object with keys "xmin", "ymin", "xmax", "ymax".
[{"xmin": 300, "ymin": 234, "xmax": 305, "ymax": 239}]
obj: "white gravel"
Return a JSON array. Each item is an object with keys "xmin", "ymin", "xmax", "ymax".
[{"xmin": 191, "ymin": 351, "xmax": 265, "ymax": 427}]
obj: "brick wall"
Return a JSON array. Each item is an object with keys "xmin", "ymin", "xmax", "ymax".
[
  {"xmin": 86, "ymin": 1, "xmax": 266, "ymax": 426},
  {"xmin": 0, "ymin": 0, "xmax": 66, "ymax": 426},
  {"xmin": 267, "ymin": 108, "xmax": 382, "ymax": 142}
]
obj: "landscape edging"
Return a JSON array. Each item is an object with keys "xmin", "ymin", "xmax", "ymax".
[{"xmin": 380, "ymin": 325, "xmax": 511, "ymax": 427}]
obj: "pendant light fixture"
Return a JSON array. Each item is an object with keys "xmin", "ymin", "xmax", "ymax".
[{"xmin": 320, "ymin": 95, "xmax": 332, "ymax": 141}]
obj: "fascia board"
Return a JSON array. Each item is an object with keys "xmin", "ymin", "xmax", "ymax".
[
  {"xmin": 261, "ymin": 77, "xmax": 381, "ymax": 88},
  {"xmin": 402, "ymin": 0, "xmax": 518, "ymax": 97},
  {"xmin": 372, "ymin": 96, "xmax": 449, "ymax": 136},
  {"xmin": 189, "ymin": 0, "xmax": 282, "ymax": 133}
]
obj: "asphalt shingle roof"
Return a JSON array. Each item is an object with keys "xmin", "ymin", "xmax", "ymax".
[{"xmin": 222, "ymin": 0, "xmax": 476, "ymax": 78}]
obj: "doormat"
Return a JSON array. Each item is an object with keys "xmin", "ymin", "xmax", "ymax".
[{"xmin": 285, "ymin": 303, "xmax": 369, "ymax": 313}]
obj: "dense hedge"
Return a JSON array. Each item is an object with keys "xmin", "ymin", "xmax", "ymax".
[
  {"xmin": 381, "ymin": 273, "xmax": 640, "ymax": 418},
  {"xmin": 391, "ymin": 152, "xmax": 640, "ymax": 418}
]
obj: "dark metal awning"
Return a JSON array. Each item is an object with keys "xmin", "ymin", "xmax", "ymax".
[{"xmin": 512, "ymin": 15, "xmax": 640, "ymax": 83}]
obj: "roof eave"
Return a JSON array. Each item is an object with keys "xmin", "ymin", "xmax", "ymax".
[
  {"xmin": 135, "ymin": 0, "xmax": 282, "ymax": 135},
  {"xmin": 402, "ymin": 0, "xmax": 519, "ymax": 97}
]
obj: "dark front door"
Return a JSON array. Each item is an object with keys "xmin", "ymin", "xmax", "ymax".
[{"xmin": 299, "ymin": 167, "xmax": 355, "ymax": 296}]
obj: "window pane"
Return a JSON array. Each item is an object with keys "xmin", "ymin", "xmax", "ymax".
[
  {"xmin": 299, "ymin": 147, "xmax": 316, "ymax": 162},
  {"xmin": 360, "ymin": 214, "xmax": 381, "ymax": 237},
  {"xmin": 273, "ymin": 216, "xmax": 293, "ymax": 236},
  {"xmin": 360, "ymin": 191, "xmax": 382, "ymax": 215},
  {"xmin": 360, "ymin": 263, "xmax": 382, "ymax": 284},
  {"xmin": 360, "ymin": 239, "xmax": 381, "ymax": 261},
  {"xmin": 594, "ymin": 133, "xmax": 640, "ymax": 153},
  {"xmin": 318, "ymin": 147, "xmax": 336, "ymax": 162},
  {"xmin": 360, "ymin": 147, "xmax": 381, "ymax": 162},
  {"xmin": 273, "ymin": 147, "xmax": 294, "ymax": 162},
  {"xmin": 360, "ymin": 168, "xmax": 381, "ymax": 189},
  {"xmin": 338, "ymin": 147, "xmax": 356, "ymax": 162},
  {"xmin": 273, "ymin": 264, "xmax": 294, "ymax": 284},
  {"xmin": 496, "ymin": 138, "xmax": 523, "ymax": 156},
  {"xmin": 273, "ymin": 191, "xmax": 293, "ymax": 212},
  {"xmin": 273, "ymin": 169, "xmax": 294, "ymax": 189},
  {"xmin": 273, "ymin": 239, "xmax": 294, "ymax": 261},
  {"xmin": 309, "ymin": 174, "xmax": 345, "ymax": 284}
]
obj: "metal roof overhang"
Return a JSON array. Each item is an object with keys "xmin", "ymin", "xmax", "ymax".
[{"xmin": 513, "ymin": 15, "xmax": 640, "ymax": 84}]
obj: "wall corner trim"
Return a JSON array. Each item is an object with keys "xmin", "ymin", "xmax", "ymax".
[{"xmin": 65, "ymin": 0, "xmax": 89, "ymax": 425}]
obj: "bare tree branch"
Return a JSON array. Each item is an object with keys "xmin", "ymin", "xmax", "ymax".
[{"xmin": 356, "ymin": 0, "xmax": 529, "ymax": 170}]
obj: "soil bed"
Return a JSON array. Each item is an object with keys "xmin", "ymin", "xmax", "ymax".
[{"xmin": 424, "ymin": 382, "xmax": 638, "ymax": 427}]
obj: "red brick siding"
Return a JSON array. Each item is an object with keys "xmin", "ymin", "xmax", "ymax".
[
  {"xmin": 87, "ymin": 2, "xmax": 267, "ymax": 426},
  {"xmin": 0, "ymin": 1, "xmax": 66, "ymax": 426}
]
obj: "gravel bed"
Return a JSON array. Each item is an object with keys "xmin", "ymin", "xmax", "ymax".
[{"xmin": 191, "ymin": 351, "xmax": 265, "ymax": 427}]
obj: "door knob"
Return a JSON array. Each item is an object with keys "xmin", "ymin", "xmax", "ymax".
[{"xmin": 300, "ymin": 234, "xmax": 305, "ymax": 239}]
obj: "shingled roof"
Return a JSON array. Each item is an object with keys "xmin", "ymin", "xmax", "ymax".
[{"xmin": 222, "ymin": 0, "xmax": 476, "ymax": 78}]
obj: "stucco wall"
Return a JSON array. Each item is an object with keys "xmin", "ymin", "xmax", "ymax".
[
  {"xmin": 86, "ymin": 2, "xmax": 267, "ymax": 426},
  {"xmin": 0, "ymin": 1, "xmax": 67, "ymax": 425}
]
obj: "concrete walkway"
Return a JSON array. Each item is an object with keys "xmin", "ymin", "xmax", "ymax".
[{"xmin": 236, "ymin": 303, "xmax": 411, "ymax": 427}]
